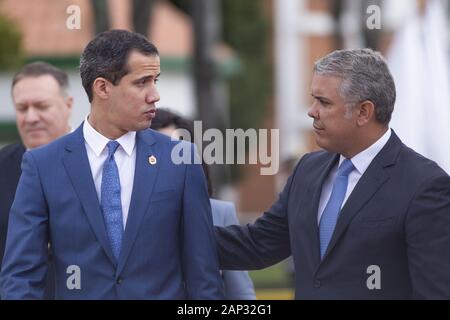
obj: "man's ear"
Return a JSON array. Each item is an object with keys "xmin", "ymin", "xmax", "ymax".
[
  {"xmin": 92, "ymin": 77, "xmax": 110, "ymax": 100},
  {"xmin": 356, "ymin": 100, "xmax": 375, "ymax": 127}
]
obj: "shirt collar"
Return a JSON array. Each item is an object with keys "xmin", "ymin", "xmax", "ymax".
[
  {"xmin": 339, "ymin": 128, "xmax": 391, "ymax": 175},
  {"xmin": 83, "ymin": 115, "xmax": 136, "ymax": 157}
]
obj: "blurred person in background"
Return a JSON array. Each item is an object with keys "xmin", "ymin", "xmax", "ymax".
[
  {"xmin": 151, "ymin": 108, "xmax": 256, "ymax": 300},
  {"xmin": 215, "ymin": 48, "xmax": 450, "ymax": 299},
  {"xmin": 0, "ymin": 62, "xmax": 73, "ymax": 299}
]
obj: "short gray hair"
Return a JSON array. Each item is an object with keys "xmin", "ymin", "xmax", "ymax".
[
  {"xmin": 314, "ymin": 48, "xmax": 396, "ymax": 125},
  {"xmin": 12, "ymin": 62, "xmax": 69, "ymax": 97}
]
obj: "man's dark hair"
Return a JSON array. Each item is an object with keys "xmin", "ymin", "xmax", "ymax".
[
  {"xmin": 151, "ymin": 108, "xmax": 194, "ymax": 133},
  {"xmin": 12, "ymin": 62, "xmax": 69, "ymax": 95},
  {"xmin": 80, "ymin": 29, "xmax": 159, "ymax": 102},
  {"xmin": 151, "ymin": 108, "xmax": 213, "ymax": 197}
]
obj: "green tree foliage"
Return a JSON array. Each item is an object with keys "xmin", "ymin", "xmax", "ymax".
[
  {"xmin": 0, "ymin": 14, "xmax": 24, "ymax": 70},
  {"xmin": 169, "ymin": 0, "xmax": 271, "ymax": 183},
  {"xmin": 220, "ymin": 1, "xmax": 272, "ymax": 183},
  {"xmin": 222, "ymin": 0, "xmax": 272, "ymax": 130},
  {"xmin": 169, "ymin": 0, "xmax": 271, "ymax": 130}
]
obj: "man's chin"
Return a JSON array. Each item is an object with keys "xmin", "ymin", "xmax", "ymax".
[
  {"xmin": 25, "ymin": 141, "xmax": 44, "ymax": 149},
  {"xmin": 133, "ymin": 121, "xmax": 152, "ymax": 132},
  {"xmin": 314, "ymin": 136, "xmax": 332, "ymax": 152},
  {"xmin": 24, "ymin": 137, "xmax": 51, "ymax": 149}
]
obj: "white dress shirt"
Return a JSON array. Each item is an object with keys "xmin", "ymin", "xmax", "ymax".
[
  {"xmin": 83, "ymin": 117, "xmax": 136, "ymax": 229},
  {"xmin": 317, "ymin": 128, "xmax": 392, "ymax": 224}
]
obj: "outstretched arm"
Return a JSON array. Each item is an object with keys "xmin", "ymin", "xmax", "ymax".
[{"xmin": 215, "ymin": 160, "xmax": 302, "ymax": 271}]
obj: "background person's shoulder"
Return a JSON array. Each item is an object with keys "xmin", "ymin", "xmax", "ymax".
[
  {"xmin": 398, "ymin": 144, "xmax": 449, "ymax": 180},
  {"xmin": 0, "ymin": 143, "xmax": 24, "ymax": 163}
]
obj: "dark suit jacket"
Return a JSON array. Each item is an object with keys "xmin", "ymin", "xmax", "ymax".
[
  {"xmin": 0, "ymin": 143, "xmax": 55, "ymax": 300},
  {"xmin": 0, "ymin": 143, "xmax": 24, "ymax": 268},
  {"xmin": 216, "ymin": 131, "xmax": 450, "ymax": 299}
]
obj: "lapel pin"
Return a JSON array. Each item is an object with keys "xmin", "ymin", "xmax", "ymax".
[{"xmin": 148, "ymin": 155, "xmax": 157, "ymax": 165}]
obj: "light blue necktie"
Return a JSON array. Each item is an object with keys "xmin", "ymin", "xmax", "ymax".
[
  {"xmin": 319, "ymin": 159, "xmax": 355, "ymax": 259},
  {"xmin": 101, "ymin": 140, "xmax": 124, "ymax": 261}
]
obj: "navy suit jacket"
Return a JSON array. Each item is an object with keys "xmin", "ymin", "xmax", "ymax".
[
  {"xmin": 210, "ymin": 199, "xmax": 256, "ymax": 300},
  {"xmin": 1, "ymin": 125, "xmax": 224, "ymax": 299},
  {"xmin": 216, "ymin": 131, "xmax": 450, "ymax": 299}
]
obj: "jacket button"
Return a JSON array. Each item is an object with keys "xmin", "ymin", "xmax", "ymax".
[
  {"xmin": 116, "ymin": 277, "xmax": 123, "ymax": 284},
  {"xmin": 314, "ymin": 279, "xmax": 321, "ymax": 288}
]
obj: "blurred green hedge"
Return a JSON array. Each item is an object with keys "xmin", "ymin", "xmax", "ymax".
[{"xmin": 0, "ymin": 14, "xmax": 24, "ymax": 70}]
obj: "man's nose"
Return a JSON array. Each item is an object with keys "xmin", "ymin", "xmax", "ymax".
[
  {"xmin": 308, "ymin": 102, "xmax": 319, "ymax": 119},
  {"xmin": 146, "ymin": 87, "xmax": 160, "ymax": 105},
  {"xmin": 24, "ymin": 107, "xmax": 40, "ymax": 123}
]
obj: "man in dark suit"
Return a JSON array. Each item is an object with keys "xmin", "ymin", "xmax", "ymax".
[
  {"xmin": 0, "ymin": 144, "xmax": 25, "ymax": 264},
  {"xmin": 1, "ymin": 30, "xmax": 223, "ymax": 299},
  {"xmin": 0, "ymin": 62, "xmax": 73, "ymax": 299},
  {"xmin": 215, "ymin": 48, "xmax": 450, "ymax": 299}
]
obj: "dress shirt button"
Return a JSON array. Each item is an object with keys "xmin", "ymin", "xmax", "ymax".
[{"xmin": 116, "ymin": 277, "xmax": 123, "ymax": 285}]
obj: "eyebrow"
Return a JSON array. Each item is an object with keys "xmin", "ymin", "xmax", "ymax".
[
  {"xmin": 311, "ymin": 93, "xmax": 330, "ymax": 101},
  {"xmin": 16, "ymin": 99, "xmax": 48, "ymax": 107},
  {"xmin": 134, "ymin": 73, "xmax": 161, "ymax": 84}
]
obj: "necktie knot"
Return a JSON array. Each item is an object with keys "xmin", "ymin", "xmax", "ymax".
[
  {"xmin": 337, "ymin": 159, "xmax": 354, "ymax": 177},
  {"xmin": 106, "ymin": 141, "xmax": 120, "ymax": 158}
]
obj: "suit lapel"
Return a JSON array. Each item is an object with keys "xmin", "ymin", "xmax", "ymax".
[
  {"xmin": 62, "ymin": 124, "xmax": 117, "ymax": 266},
  {"xmin": 117, "ymin": 130, "xmax": 159, "ymax": 274},
  {"xmin": 305, "ymin": 154, "xmax": 340, "ymax": 269},
  {"xmin": 320, "ymin": 132, "xmax": 402, "ymax": 261},
  {"xmin": 321, "ymin": 164, "xmax": 389, "ymax": 261}
]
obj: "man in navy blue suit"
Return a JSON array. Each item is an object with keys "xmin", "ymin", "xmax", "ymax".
[
  {"xmin": 215, "ymin": 48, "xmax": 450, "ymax": 299},
  {"xmin": 1, "ymin": 30, "xmax": 223, "ymax": 299}
]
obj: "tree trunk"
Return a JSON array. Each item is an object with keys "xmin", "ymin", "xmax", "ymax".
[
  {"xmin": 91, "ymin": 0, "xmax": 110, "ymax": 34},
  {"xmin": 132, "ymin": 0, "xmax": 154, "ymax": 36},
  {"xmin": 191, "ymin": 0, "xmax": 227, "ymax": 194}
]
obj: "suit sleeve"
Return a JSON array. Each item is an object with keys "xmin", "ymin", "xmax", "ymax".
[
  {"xmin": 406, "ymin": 172, "xmax": 450, "ymax": 299},
  {"xmin": 215, "ymin": 157, "xmax": 304, "ymax": 271},
  {"xmin": 181, "ymin": 145, "xmax": 224, "ymax": 299},
  {"xmin": 219, "ymin": 204, "xmax": 257, "ymax": 300},
  {"xmin": 0, "ymin": 151, "xmax": 49, "ymax": 299}
]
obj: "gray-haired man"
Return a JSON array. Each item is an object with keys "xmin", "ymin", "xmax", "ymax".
[
  {"xmin": 216, "ymin": 48, "xmax": 450, "ymax": 299},
  {"xmin": 0, "ymin": 62, "xmax": 73, "ymax": 299}
]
